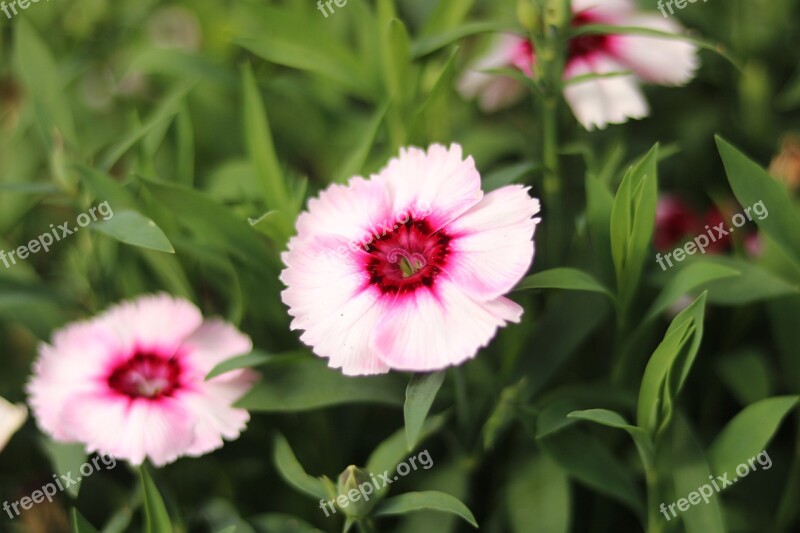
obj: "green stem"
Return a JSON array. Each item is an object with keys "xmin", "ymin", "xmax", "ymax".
[
  {"xmin": 646, "ymin": 467, "xmax": 665, "ymax": 533},
  {"xmin": 541, "ymin": 94, "xmax": 563, "ymax": 266}
]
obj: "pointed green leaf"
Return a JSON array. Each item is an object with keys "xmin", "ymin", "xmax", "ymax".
[
  {"xmin": 708, "ymin": 396, "xmax": 799, "ymax": 476},
  {"xmin": 91, "ymin": 210, "xmax": 175, "ymax": 253},
  {"xmin": 140, "ymin": 466, "xmax": 173, "ymax": 533},
  {"xmin": 515, "ymin": 267, "xmax": 614, "ymax": 301},
  {"xmin": 71, "ymin": 509, "xmax": 99, "ymax": 533},
  {"xmin": 273, "ymin": 434, "xmax": 329, "ymax": 500},
  {"xmin": 716, "ymin": 136, "xmax": 800, "ymax": 266},
  {"xmin": 374, "ymin": 491, "xmax": 478, "ymax": 528},
  {"xmin": 404, "ymin": 372, "xmax": 445, "ymax": 450}
]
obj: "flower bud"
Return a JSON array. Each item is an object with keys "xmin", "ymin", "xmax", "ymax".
[{"xmin": 336, "ymin": 465, "xmax": 376, "ymax": 518}]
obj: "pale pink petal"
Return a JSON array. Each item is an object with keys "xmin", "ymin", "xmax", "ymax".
[
  {"xmin": 181, "ymin": 376, "xmax": 255, "ymax": 456},
  {"xmin": 379, "ymin": 144, "xmax": 483, "ymax": 231},
  {"xmin": 27, "ymin": 321, "xmax": 119, "ymax": 441},
  {"xmin": 62, "ymin": 393, "xmax": 194, "ymax": 466},
  {"xmin": 444, "ymin": 185, "xmax": 541, "ymax": 300},
  {"xmin": 572, "ymin": 0, "xmax": 634, "ymax": 18},
  {"xmin": 0, "ymin": 397, "xmax": 27, "ymax": 453},
  {"xmin": 181, "ymin": 318, "xmax": 253, "ymax": 379},
  {"xmin": 294, "ymin": 176, "xmax": 392, "ymax": 244},
  {"xmin": 282, "ymin": 234, "xmax": 389, "ymax": 375},
  {"xmin": 609, "ymin": 14, "xmax": 699, "ymax": 85},
  {"xmin": 563, "ymin": 54, "xmax": 649, "ymax": 130},
  {"xmin": 373, "ymin": 282, "xmax": 523, "ymax": 372},
  {"xmin": 98, "ymin": 293, "xmax": 203, "ymax": 354},
  {"xmin": 457, "ymin": 34, "xmax": 529, "ymax": 112}
]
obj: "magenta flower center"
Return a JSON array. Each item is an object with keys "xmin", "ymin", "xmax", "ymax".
[
  {"xmin": 107, "ymin": 352, "xmax": 183, "ymax": 399},
  {"xmin": 568, "ymin": 12, "xmax": 609, "ymax": 60},
  {"xmin": 364, "ymin": 218, "xmax": 451, "ymax": 295}
]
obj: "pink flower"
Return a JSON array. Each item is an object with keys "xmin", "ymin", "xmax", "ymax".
[
  {"xmin": 457, "ymin": 0, "xmax": 699, "ymax": 129},
  {"xmin": 0, "ymin": 396, "xmax": 27, "ymax": 453},
  {"xmin": 27, "ymin": 294, "xmax": 256, "ymax": 467},
  {"xmin": 281, "ymin": 144, "xmax": 540, "ymax": 376},
  {"xmin": 654, "ymin": 195, "xmax": 699, "ymax": 251}
]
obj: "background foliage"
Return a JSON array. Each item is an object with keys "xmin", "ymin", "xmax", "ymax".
[{"xmin": 2, "ymin": 0, "xmax": 800, "ymax": 532}]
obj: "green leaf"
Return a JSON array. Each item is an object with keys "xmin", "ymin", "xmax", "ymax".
[
  {"xmin": 71, "ymin": 509, "xmax": 99, "ymax": 533},
  {"xmin": 14, "ymin": 19, "xmax": 77, "ymax": 148},
  {"xmin": 515, "ymin": 267, "xmax": 614, "ymax": 301},
  {"xmin": 700, "ymin": 257, "xmax": 799, "ymax": 305},
  {"xmin": 481, "ymin": 378, "xmax": 528, "ymax": 450},
  {"xmin": 41, "ymin": 441, "xmax": 87, "ymax": 498},
  {"xmin": 242, "ymin": 64, "xmax": 291, "ymax": 213},
  {"xmin": 669, "ymin": 414, "xmax": 727, "ymax": 533},
  {"xmin": 273, "ymin": 434, "xmax": 329, "ymax": 500},
  {"xmin": 404, "ymin": 372, "xmax": 446, "ymax": 451},
  {"xmin": 249, "ymin": 514, "xmax": 323, "ymax": 533},
  {"xmin": 366, "ymin": 414, "xmax": 447, "ymax": 498},
  {"xmin": 91, "ymin": 210, "xmax": 175, "ymax": 253},
  {"xmin": 139, "ymin": 466, "xmax": 173, "ymax": 533},
  {"xmin": 567, "ymin": 409, "xmax": 653, "ymax": 469},
  {"xmin": 716, "ymin": 136, "xmax": 800, "ymax": 267},
  {"xmin": 767, "ymin": 295, "xmax": 800, "ymax": 392},
  {"xmin": 140, "ymin": 178, "xmax": 274, "ymax": 273},
  {"xmin": 382, "ymin": 19, "xmax": 412, "ymax": 104},
  {"xmin": 420, "ymin": 0, "xmax": 476, "ymax": 36},
  {"xmin": 646, "ymin": 261, "xmax": 740, "ymax": 320},
  {"xmin": 637, "ymin": 292, "xmax": 707, "ymax": 437},
  {"xmin": 100, "ymin": 82, "xmax": 194, "ymax": 172},
  {"xmin": 206, "ymin": 350, "xmax": 274, "ymax": 380},
  {"xmin": 217, "ymin": 527, "xmax": 236, "ymax": 533},
  {"xmin": 373, "ymin": 491, "xmax": 478, "ymax": 528},
  {"xmin": 411, "ymin": 20, "xmax": 515, "ymax": 58},
  {"xmin": 507, "ymin": 454, "xmax": 570, "ymax": 533},
  {"xmin": 483, "ymin": 162, "xmax": 542, "ymax": 192},
  {"xmin": 585, "ymin": 173, "xmax": 615, "ymax": 285},
  {"xmin": 333, "ymin": 104, "xmax": 388, "ymax": 184},
  {"xmin": 716, "ymin": 350, "xmax": 773, "ymax": 406},
  {"xmin": 236, "ymin": 357, "xmax": 404, "ymax": 412},
  {"xmin": 233, "ymin": 6, "xmax": 375, "ymax": 99},
  {"xmin": 610, "ymin": 144, "xmax": 659, "ymax": 307},
  {"xmin": 175, "ymin": 105, "xmax": 195, "ymax": 186},
  {"xmin": 708, "ymin": 396, "xmax": 799, "ymax": 476},
  {"xmin": 539, "ymin": 426, "xmax": 643, "ymax": 517}
]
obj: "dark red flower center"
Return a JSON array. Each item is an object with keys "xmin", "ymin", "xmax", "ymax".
[
  {"xmin": 363, "ymin": 218, "xmax": 451, "ymax": 295},
  {"xmin": 568, "ymin": 12, "xmax": 609, "ymax": 60},
  {"xmin": 107, "ymin": 352, "xmax": 183, "ymax": 399}
]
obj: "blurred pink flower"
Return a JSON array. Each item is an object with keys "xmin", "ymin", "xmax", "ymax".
[
  {"xmin": 281, "ymin": 144, "xmax": 540, "ymax": 376},
  {"xmin": 0, "ymin": 396, "xmax": 27, "ymax": 453},
  {"xmin": 654, "ymin": 194, "xmax": 699, "ymax": 251},
  {"xmin": 27, "ymin": 294, "xmax": 256, "ymax": 467},
  {"xmin": 457, "ymin": 0, "xmax": 699, "ymax": 129}
]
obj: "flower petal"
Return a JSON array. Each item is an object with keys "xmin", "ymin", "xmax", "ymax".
[
  {"xmin": 281, "ymin": 234, "xmax": 390, "ymax": 375},
  {"xmin": 0, "ymin": 397, "xmax": 27, "ymax": 453},
  {"xmin": 563, "ymin": 54, "xmax": 649, "ymax": 130},
  {"xmin": 373, "ymin": 281, "xmax": 523, "ymax": 372},
  {"xmin": 99, "ymin": 293, "xmax": 204, "ymax": 354},
  {"xmin": 181, "ymin": 318, "xmax": 253, "ymax": 379},
  {"xmin": 457, "ymin": 34, "xmax": 529, "ymax": 112},
  {"xmin": 379, "ymin": 144, "xmax": 483, "ymax": 231},
  {"xmin": 62, "ymin": 393, "xmax": 194, "ymax": 466},
  {"xmin": 609, "ymin": 14, "xmax": 699, "ymax": 85},
  {"xmin": 444, "ymin": 185, "xmax": 541, "ymax": 300}
]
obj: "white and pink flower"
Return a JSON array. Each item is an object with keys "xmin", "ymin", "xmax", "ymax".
[
  {"xmin": 457, "ymin": 0, "xmax": 699, "ymax": 129},
  {"xmin": 27, "ymin": 294, "xmax": 256, "ymax": 467},
  {"xmin": 0, "ymin": 396, "xmax": 27, "ymax": 453},
  {"xmin": 281, "ymin": 144, "xmax": 540, "ymax": 376}
]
